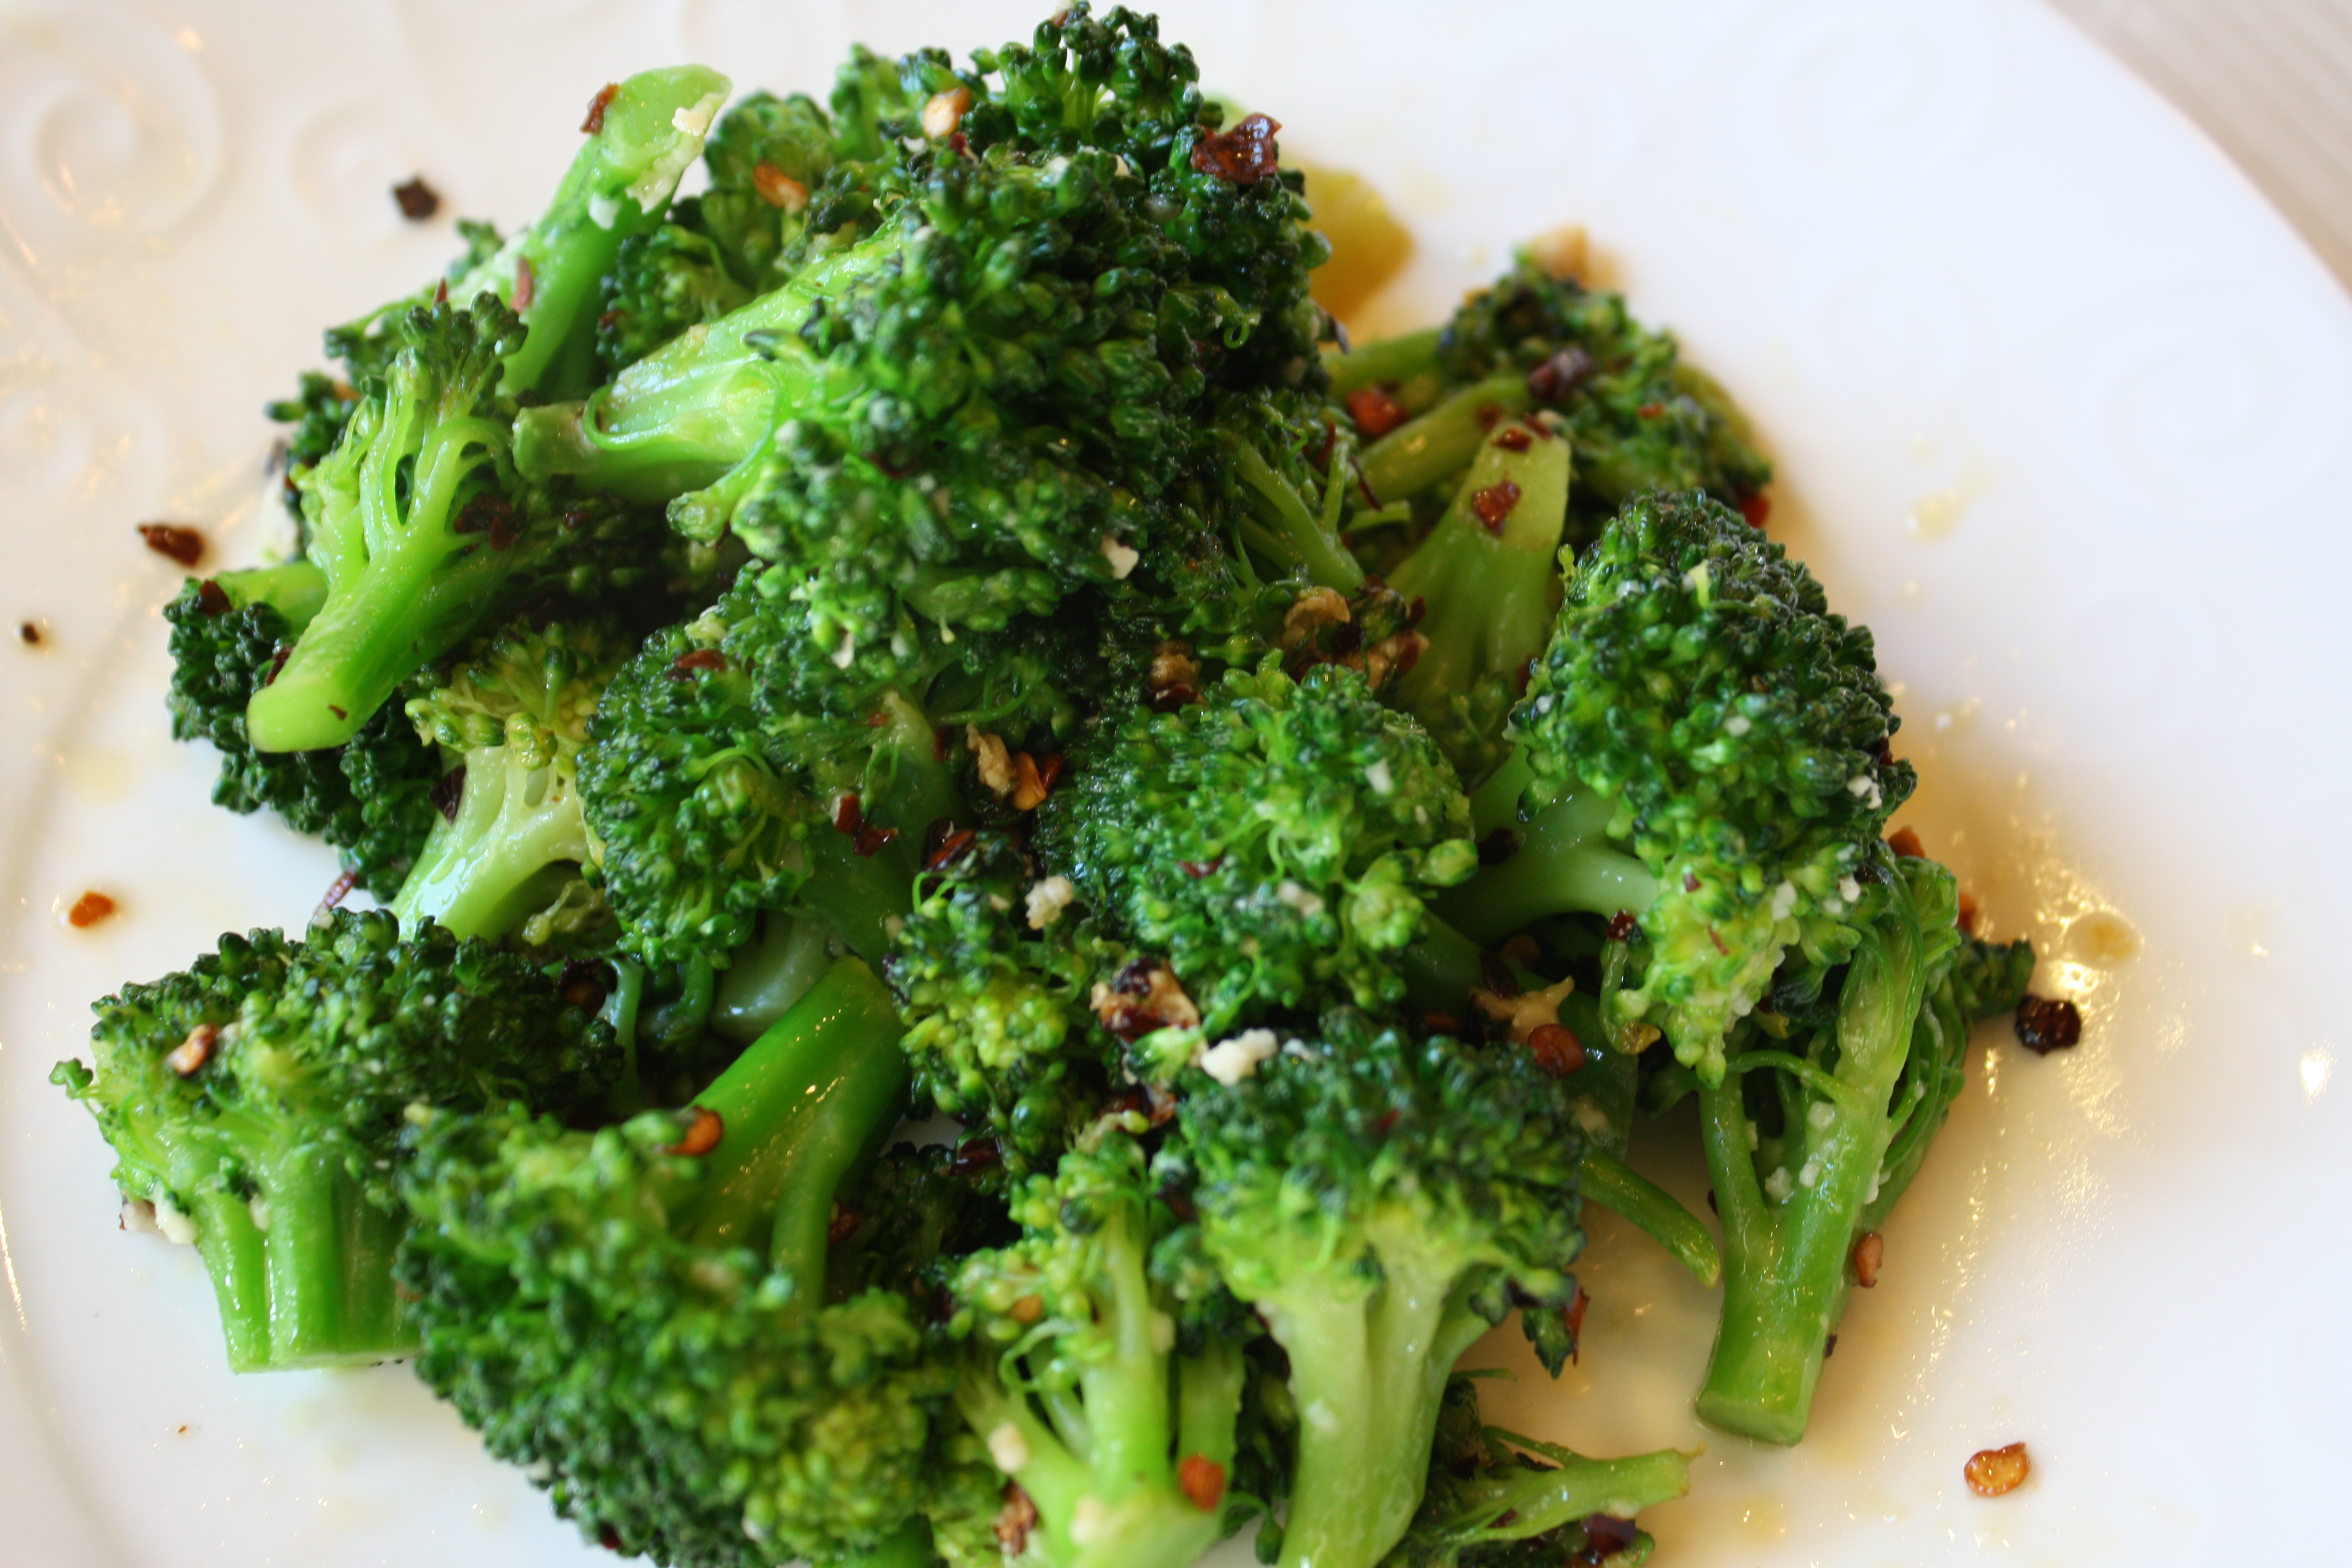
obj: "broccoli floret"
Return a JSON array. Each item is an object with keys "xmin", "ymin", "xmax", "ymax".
[
  {"xmin": 1383, "ymin": 411, "xmax": 1572, "ymax": 781},
  {"xmin": 399, "ymin": 956, "xmax": 982, "ymax": 1566},
  {"xmin": 687, "ymin": 88, "xmax": 844, "ymax": 290},
  {"xmin": 387, "ymin": 617, "xmax": 633, "ymax": 942},
  {"xmin": 1674, "ymin": 855, "xmax": 2031, "ymax": 1444},
  {"xmin": 1379, "ymin": 1377, "xmax": 1687, "ymax": 1568},
  {"xmin": 1215, "ymin": 387, "xmax": 1367, "ymax": 592},
  {"xmin": 1344, "ymin": 258, "xmax": 1769, "ymax": 544},
  {"xmin": 50, "ymin": 910, "xmax": 619, "ymax": 1372},
  {"xmin": 1173, "ymin": 1010, "xmax": 1587, "ymax": 1568},
  {"xmin": 163, "ymin": 564, "xmax": 442, "ymax": 897},
  {"xmin": 889, "ymin": 829, "xmax": 1117, "ymax": 1172},
  {"xmin": 513, "ymin": 6, "xmax": 1327, "ymax": 673},
  {"xmin": 949, "ymin": 1130, "xmax": 1249, "ymax": 1568},
  {"xmin": 595, "ymin": 224, "xmax": 754, "ymax": 377},
  {"xmin": 1039, "ymin": 659, "xmax": 1476, "ymax": 1046},
  {"xmin": 1446, "ymin": 491, "xmax": 1913, "ymax": 1079}
]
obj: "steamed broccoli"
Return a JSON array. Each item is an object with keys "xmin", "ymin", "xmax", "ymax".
[
  {"xmin": 50, "ymin": 910, "xmax": 619, "ymax": 1371},
  {"xmin": 1173, "ymin": 1011, "xmax": 1589, "ymax": 1568},
  {"xmin": 163, "ymin": 563, "xmax": 442, "ymax": 897},
  {"xmin": 1447, "ymin": 491, "xmax": 1914, "ymax": 1079},
  {"xmin": 398, "ymin": 956, "xmax": 983, "ymax": 1566},
  {"xmin": 949, "ymin": 1131, "xmax": 1250, "ymax": 1568}
]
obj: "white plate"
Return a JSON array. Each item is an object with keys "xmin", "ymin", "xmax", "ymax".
[{"xmin": 4, "ymin": 0, "xmax": 2346, "ymax": 1562}]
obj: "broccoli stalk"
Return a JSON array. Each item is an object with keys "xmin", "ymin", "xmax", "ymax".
[
  {"xmin": 1358, "ymin": 375, "xmax": 1532, "ymax": 506},
  {"xmin": 1693, "ymin": 855, "xmax": 2031, "ymax": 1444},
  {"xmin": 1433, "ymin": 754, "xmax": 1655, "ymax": 943},
  {"xmin": 1385, "ymin": 414, "xmax": 1570, "ymax": 779},
  {"xmin": 952, "ymin": 1134, "xmax": 1243, "ymax": 1568},
  {"xmin": 1181, "ymin": 1013, "xmax": 1587, "ymax": 1568},
  {"xmin": 51, "ymin": 911, "xmax": 618, "ymax": 1371},
  {"xmin": 389, "ymin": 620, "xmax": 630, "ymax": 942}
]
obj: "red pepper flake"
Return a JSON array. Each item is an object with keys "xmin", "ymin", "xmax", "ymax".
[
  {"xmin": 855, "ymin": 822, "xmax": 898, "ymax": 858},
  {"xmin": 1707, "ymin": 926, "xmax": 1729, "ymax": 955},
  {"xmin": 1344, "ymin": 384, "xmax": 1409, "ymax": 440},
  {"xmin": 328, "ymin": 704, "xmax": 348, "ymax": 720},
  {"xmin": 1178, "ymin": 856, "xmax": 1224, "ymax": 880},
  {"xmin": 1605, "ymin": 911, "xmax": 1638, "ymax": 942},
  {"xmin": 581, "ymin": 82, "xmax": 620, "ymax": 136},
  {"xmin": 834, "ymin": 792, "xmax": 864, "ymax": 836},
  {"xmin": 1583, "ymin": 1515, "xmax": 1639, "ymax": 1555},
  {"xmin": 1527, "ymin": 1023, "xmax": 1586, "ymax": 1078},
  {"xmin": 750, "ymin": 160, "xmax": 809, "ymax": 213},
  {"xmin": 433, "ymin": 276, "xmax": 449, "ymax": 306},
  {"xmin": 1478, "ymin": 950, "xmax": 1519, "ymax": 998},
  {"xmin": 1492, "ymin": 425, "xmax": 1533, "ymax": 452},
  {"xmin": 512, "ymin": 255, "xmax": 535, "ymax": 312},
  {"xmin": 1682, "ymin": 872, "xmax": 1701, "ymax": 893},
  {"xmin": 194, "ymin": 578, "xmax": 232, "ymax": 616},
  {"xmin": 1964, "ymin": 1442, "xmax": 2031, "ymax": 1497},
  {"xmin": 137, "ymin": 523, "xmax": 205, "ymax": 567},
  {"xmin": 451, "ymin": 492, "xmax": 517, "ymax": 548},
  {"xmin": 1739, "ymin": 489, "xmax": 1772, "ymax": 529},
  {"xmin": 1010, "ymin": 751, "xmax": 1054, "ymax": 811},
  {"xmin": 1957, "ymin": 890, "xmax": 1980, "ymax": 934},
  {"xmin": 558, "ymin": 959, "xmax": 610, "ymax": 1011},
  {"xmin": 66, "ymin": 890, "xmax": 117, "ymax": 928},
  {"xmin": 312, "ymin": 867, "xmax": 359, "ymax": 926},
  {"xmin": 1887, "ymin": 826, "xmax": 1925, "ymax": 858},
  {"xmin": 665, "ymin": 1106, "xmax": 724, "ymax": 1157},
  {"xmin": 996, "ymin": 1483, "xmax": 1039, "ymax": 1553},
  {"xmin": 1151, "ymin": 683, "xmax": 1198, "ymax": 713},
  {"xmin": 264, "ymin": 642, "xmax": 292, "ymax": 686},
  {"xmin": 1177, "ymin": 1454, "xmax": 1227, "ymax": 1512},
  {"xmin": 1422, "ymin": 1011, "xmax": 1463, "ymax": 1035},
  {"xmin": 429, "ymin": 766, "xmax": 466, "ymax": 822},
  {"xmin": 1636, "ymin": 402, "xmax": 1665, "ymax": 419},
  {"xmin": 166, "ymin": 1024, "xmax": 218, "ymax": 1077},
  {"xmin": 826, "ymin": 1203, "xmax": 861, "ymax": 1245},
  {"xmin": 1471, "ymin": 480, "xmax": 1521, "ymax": 534},
  {"xmin": 925, "ymin": 827, "xmax": 976, "ymax": 871},
  {"xmin": 1474, "ymin": 403, "xmax": 1503, "ymax": 431},
  {"xmin": 666, "ymin": 648, "xmax": 728, "ymax": 679},
  {"xmin": 2014, "ymin": 995, "xmax": 2082, "ymax": 1056},
  {"xmin": 17, "ymin": 620, "xmax": 40, "ymax": 645},
  {"xmin": 1526, "ymin": 346, "xmax": 1596, "ymax": 402},
  {"xmin": 1852, "ymin": 1230, "xmax": 1884, "ymax": 1288},
  {"xmin": 598, "ymin": 1522, "xmax": 624, "ymax": 1552},
  {"xmin": 1189, "ymin": 112, "xmax": 1282, "ymax": 185},
  {"xmin": 391, "ymin": 175, "xmax": 440, "ymax": 220},
  {"xmin": 950, "ymin": 1137, "xmax": 1002, "ymax": 1176},
  {"xmin": 1563, "ymin": 1284, "xmax": 1589, "ymax": 1364}
]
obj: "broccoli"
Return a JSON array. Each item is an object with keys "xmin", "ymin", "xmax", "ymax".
[
  {"xmin": 399, "ymin": 956, "xmax": 985, "ymax": 1566},
  {"xmin": 1657, "ymin": 855, "xmax": 2033, "ymax": 1444},
  {"xmin": 1038, "ymin": 658, "xmax": 1477, "ymax": 1049},
  {"xmin": 163, "ymin": 563, "xmax": 442, "ymax": 897},
  {"xmin": 50, "ymin": 910, "xmax": 619, "ymax": 1371},
  {"xmin": 1383, "ymin": 411, "xmax": 1572, "ymax": 780},
  {"xmin": 1445, "ymin": 491, "xmax": 1915, "ymax": 1079},
  {"xmin": 1173, "ymin": 1010, "xmax": 1588, "ymax": 1568},
  {"xmin": 1341, "ymin": 258, "xmax": 1769, "ymax": 545},
  {"xmin": 949, "ymin": 1131, "xmax": 1249, "ymax": 1568},
  {"xmin": 513, "ymin": 6, "xmax": 1328, "ymax": 670},
  {"xmin": 1379, "ymin": 1377, "xmax": 1688, "ymax": 1568},
  {"xmin": 390, "ymin": 617, "xmax": 633, "ymax": 942},
  {"xmin": 595, "ymin": 224, "xmax": 756, "ymax": 377}
]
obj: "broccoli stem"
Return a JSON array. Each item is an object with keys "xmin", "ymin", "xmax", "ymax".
[
  {"xmin": 1579, "ymin": 1149, "xmax": 1719, "ymax": 1289},
  {"xmin": 712, "ymin": 913, "xmax": 835, "ymax": 1044},
  {"xmin": 1435, "ymin": 786, "xmax": 1655, "ymax": 947},
  {"xmin": 1385, "ymin": 413, "xmax": 1569, "ymax": 756},
  {"xmin": 799, "ymin": 691, "xmax": 966, "ymax": 961},
  {"xmin": 191, "ymin": 1148, "xmax": 412, "ymax": 1373},
  {"xmin": 1323, "ymin": 326, "xmax": 1441, "ymax": 396},
  {"xmin": 1433, "ymin": 1435, "xmax": 1688, "ymax": 1546},
  {"xmin": 457, "ymin": 67, "xmax": 733, "ymax": 400},
  {"xmin": 388, "ymin": 753, "xmax": 589, "ymax": 940},
  {"xmin": 1359, "ymin": 374, "xmax": 1529, "ymax": 505},
  {"xmin": 214, "ymin": 560, "xmax": 328, "ymax": 629},
  {"xmin": 1223, "ymin": 431, "xmax": 1365, "ymax": 591},
  {"xmin": 1264, "ymin": 1246, "xmax": 1492, "ymax": 1568},
  {"xmin": 511, "ymin": 238, "xmax": 897, "ymax": 503},
  {"xmin": 673, "ymin": 957, "xmax": 908, "ymax": 1293},
  {"xmin": 1693, "ymin": 877, "xmax": 1938, "ymax": 1445}
]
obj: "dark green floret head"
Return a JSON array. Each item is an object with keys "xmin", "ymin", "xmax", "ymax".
[
  {"xmin": 1512, "ymin": 491, "xmax": 1912, "ymax": 1077},
  {"xmin": 1042, "ymin": 658, "xmax": 1477, "ymax": 1042}
]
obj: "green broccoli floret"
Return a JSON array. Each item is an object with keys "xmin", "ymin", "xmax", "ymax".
[
  {"xmin": 50, "ymin": 910, "xmax": 619, "ymax": 1373},
  {"xmin": 595, "ymin": 224, "xmax": 754, "ymax": 377},
  {"xmin": 399, "ymin": 956, "xmax": 983, "ymax": 1566},
  {"xmin": 513, "ymin": 5, "xmax": 1328, "ymax": 670},
  {"xmin": 1215, "ymin": 387, "xmax": 1368, "ymax": 592},
  {"xmin": 390, "ymin": 617, "xmax": 633, "ymax": 942},
  {"xmin": 1383, "ymin": 411, "xmax": 1572, "ymax": 781},
  {"xmin": 1039, "ymin": 659, "xmax": 1476, "ymax": 1047},
  {"xmin": 889, "ymin": 829, "xmax": 1117, "ymax": 1172},
  {"xmin": 1174, "ymin": 1011, "xmax": 1587, "ymax": 1568},
  {"xmin": 949, "ymin": 1130, "xmax": 1249, "ymax": 1568},
  {"xmin": 1379, "ymin": 1377, "xmax": 1687, "ymax": 1568},
  {"xmin": 1670, "ymin": 855, "xmax": 2031, "ymax": 1444},
  {"xmin": 1342, "ymin": 257, "xmax": 1769, "ymax": 544},
  {"xmin": 1446, "ymin": 491, "xmax": 1913, "ymax": 1079},
  {"xmin": 687, "ymin": 88, "xmax": 844, "ymax": 290},
  {"xmin": 163, "ymin": 563, "xmax": 442, "ymax": 897}
]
